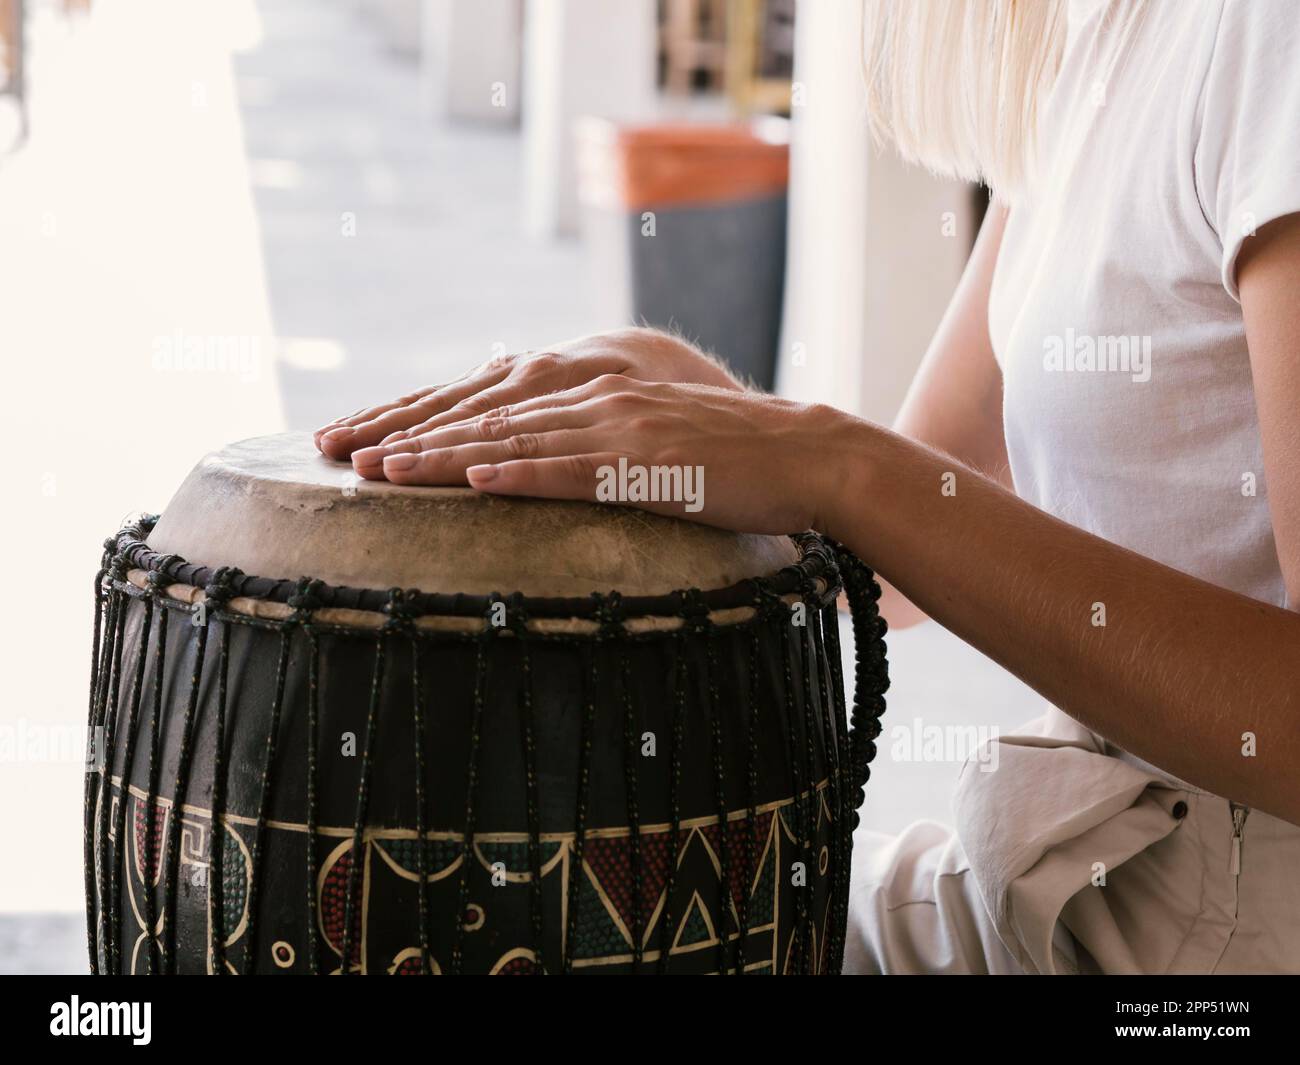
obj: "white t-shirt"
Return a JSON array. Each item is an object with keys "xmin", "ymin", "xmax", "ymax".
[{"xmin": 988, "ymin": 1, "xmax": 1300, "ymax": 776}]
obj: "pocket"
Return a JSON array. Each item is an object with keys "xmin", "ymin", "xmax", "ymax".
[{"xmin": 953, "ymin": 710, "xmax": 1182, "ymax": 974}]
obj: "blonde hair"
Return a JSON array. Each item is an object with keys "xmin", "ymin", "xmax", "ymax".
[{"xmin": 861, "ymin": 0, "xmax": 1069, "ymax": 201}]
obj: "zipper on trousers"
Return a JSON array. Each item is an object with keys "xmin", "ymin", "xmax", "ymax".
[{"xmin": 1228, "ymin": 802, "xmax": 1250, "ymax": 876}]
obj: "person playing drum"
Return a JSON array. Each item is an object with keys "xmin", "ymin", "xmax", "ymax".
[{"xmin": 314, "ymin": 0, "xmax": 1300, "ymax": 974}]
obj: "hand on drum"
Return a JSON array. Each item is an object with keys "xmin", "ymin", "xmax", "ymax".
[
  {"xmin": 313, "ymin": 328, "xmax": 740, "ymax": 464},
  {"xmin": 316, "ymin": 348, "xmax": 863, "ymax": 538}
]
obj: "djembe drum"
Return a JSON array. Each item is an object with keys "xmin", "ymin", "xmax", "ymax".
[{"xmin": 84, "ymin": 432, "xmax": 888, "ymax": 975}]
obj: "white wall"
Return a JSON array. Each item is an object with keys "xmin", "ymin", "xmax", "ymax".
[
  {"xmin": 777, "ymin": 0, "xmax": 975, "ymax": 426},
  {"xmin": 520, "ymin": 0, "xmax": 657, "ymax": 238},
  {"xmin": 420, "ymin": 0, "xmax": 523, "ymax": 123}
]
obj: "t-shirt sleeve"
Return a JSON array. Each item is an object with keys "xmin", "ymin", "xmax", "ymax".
[{"xmin": 1194, "ymin": 0, "xmax": 1300, "ymax": 302}]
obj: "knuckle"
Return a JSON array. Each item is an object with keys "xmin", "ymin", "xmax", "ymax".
[
  {"xmin": 483, "ymin": 352, "xmax": 519, "ymax": 374},
  {"xmin": 407, "ymin": 395, "xmax": 441, "ymax": 419},
  {"xmin": 503, "ymin": 432, "xmax": 538, "ymax": 459},
  {"xmin": 625, "ymin": 414, "xmax": 662, "ymax": 437},
  {"xmin": 601, "ymin": 389, "xmax": 641, "ymax": 412},
  {"xmin": 456, "ymin": 393, "xmax": 493, "ymax": 417},
  {"xmin": 476, "ymin": 412, "xmax": 511, "ymax": 441},
  {"xmin": 658, "ymin": 444, "xmax": 689, "ymax": 469},
  {"xmin": 564, "ymin": 454, "xmax": 596, "ymax": 480},
  {"xmin": 519, "ymin": 351, "xmax": 563, "ymax": 378},
  {"xmin": 416, "ymin": 441, "xmax": 453, "ymax": 466},
  {"xmin": 593, "ymin": 372, "xmax": 632, "ymax": 391}
]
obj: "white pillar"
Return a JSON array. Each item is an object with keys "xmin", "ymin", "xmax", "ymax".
[
  {"xmin": 776, "ymin": 0, "xmax": 975, "ymax": 425},
  {"xmin": 520, "ymin": 0, "xmax": 657, "ymax": 238},
  {"xmin": 420, "ymin": 0, "xmax": 523, "ymax": 123}
]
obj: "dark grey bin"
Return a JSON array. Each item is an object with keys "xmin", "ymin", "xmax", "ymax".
[{"xmin": 576, "ymin": 119, "xmax": 790, "ymax": 389}]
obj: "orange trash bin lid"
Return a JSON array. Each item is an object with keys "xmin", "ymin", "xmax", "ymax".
[{"xmin": 575, "ymin": 117, "xmax": 790, "ymax": 212}]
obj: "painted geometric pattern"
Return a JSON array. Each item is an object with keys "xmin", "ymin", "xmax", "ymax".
[{"xmin": 104, "ymin": 776, "xmax": 835, "ymax": 975}]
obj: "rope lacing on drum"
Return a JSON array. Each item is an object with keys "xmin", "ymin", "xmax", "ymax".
[
  {"xmin": 591, "ymin": 590, "xmax": 626, "ymax": 638},
  {"xmin": 675, "ymin": 587, "xmax": 712, "ymax": 632},
  {"xmin": 106, "ymin": 549, "xmax": 130, "ymax": 588},
  {"xmin": 286, "ymin": 576, "xmax": 323, "ymax": 617},
  {"xmin": 204, "ymin": 566, "xmax": 244, "ymax": 613},
  {"xmin": 826, "ymin": 539, "xmax": 891, "ymax": 825},
  {"xmin": 503, "ymin": 590, "xmax": 544, "ymax": 972},
  {"xmin": 501, "ymin": 591, "xmax": 529, "ymax": 637},
  {"xmin": 381, "ymin": 586, "xmax": 421, "ymax": 632},
  {"xmin": 749, "ymin": 576, "xmax": 785, "ymax": 621},
  {"xmin": 146, "ymin": 553, "xmax": 181, "ymax": 595},
  {"xmin": 87, "ymin": 515, "xmax": 881, "ymax": 975}
]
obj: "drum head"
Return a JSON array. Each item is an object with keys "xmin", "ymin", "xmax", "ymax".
[{"xmin": 146, "ymin": 432, "xmax": 798, "ymax": 597}]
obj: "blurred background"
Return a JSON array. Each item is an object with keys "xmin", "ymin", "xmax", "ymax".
[{"xmin": 0, "ymin": 0, "xmax": 1045, "ymax": 972}]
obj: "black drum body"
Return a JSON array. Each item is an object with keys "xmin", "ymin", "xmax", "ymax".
[{"xmin": 85, "ymin": 519, "xmax": 887, "ymax": 975}]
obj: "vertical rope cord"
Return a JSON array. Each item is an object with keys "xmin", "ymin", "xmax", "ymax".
[
  {"xmin": 83, "ymin": 557, "xmax": 109, "ymax": 974},
  {"xmin": 796, "ymin": 595, "xmax": 820, "ymax": 974},
  {"xmin": 703, "ymin": 626, "xmax": 731, "ymax": 976},
  {"xmin": 657, "ymin": 630, "xmax": 688, "ymax": 974},
  {"xmin": 341, "ymin": 625, "xmax": 385, "ymax": 976},
  {"xmin": 618, "ymin": 636, "xmax": 643, "ymax": 971},
  {"xmin": 108, "ymin": 596, "xmax": 153, "ymax": 975},
  {"xmin": 161, "ymin": 608, "xmax": 210, "ymax": 973},
  {"xmin": 285, "ymin": 577, "xmax": 322, "ymax": 977},
  {"xmin": 776, "ymin": 614, "xmax": 808, "ymax": 973},
  {"xmin": 803, "ymin": 606, "xmax": 841, "ymax": 974},
  {"xmin": 244, "ymin": 623, "xmax": 293, "ymax": 974},
  {"xmin": 92, "ymin": 587, "xmax": 127, "ymax": 972},
  {"xmin": 563, "ymin": 633, "xmax": 600, "ymax": 975},
  {"xmin": 141, "ymin": 572, "xmax": 174, "ymax": 975},
  {"xmin": 451, "ymin": 628, "xmax": 490, "ymax": 975},
  {"xmin": 821, "ymin": 600, "xmax": 852, "ymax": 972},
  {"xmin": 826, "ymin": 540, "xmax": 891, "ymax": 972},
  {"xmin": 303, "ymin": 626, "xmax": 320, "ymax": 975},
  {"xmin": 816, "ymin": 603, "xmax": 847, "ymax": 972},
  {"xmin": 737, "ymin": 611, "xmax": 765, "ymax": 976},
  {"xmin": 201, "ymin": 567, "xmax": 241, "ymax": 976},
  {"xmin": 511, "ymin": 596, "xmax": 545, "ymax": 974},
  {"xmin": 826, "ymin": 542, "xmax": 891, "ymax": 816},
  {"xmin": 409, "ymin": 627, "xmax": 430, "ymax": 975},
  {"xmin": 208, "ymin": 616, "xmax": 231, "ymax": 975}
]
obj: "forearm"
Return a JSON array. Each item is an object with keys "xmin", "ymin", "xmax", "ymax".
[{"xmin": 822, "ymin": 416, "xmax": 1300, "ymax": 823}]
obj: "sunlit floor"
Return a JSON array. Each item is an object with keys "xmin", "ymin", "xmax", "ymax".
[{"xmin": 0, "ymin": 0, "xmax": 1045, "ymax": 971}]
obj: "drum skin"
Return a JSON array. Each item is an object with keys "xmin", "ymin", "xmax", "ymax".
[
  {"xmin": 147, "ymin": 432, "xmax": 800, "ymax": 598},
  {"xmin": 84, "ymin": 435, "xmax": 888, "ymax": 975}
]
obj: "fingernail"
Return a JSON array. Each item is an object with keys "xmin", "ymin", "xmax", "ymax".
[
  {"xmin": 384, "ymin": 453, "xmax": 418, "ymax": 472},
  {"xmin": 352, "ymin": 446, "xmax": 386, "ymax": 467},
  {"xmin": 324, "ymin": 427, "xmax": 354, "ymax": 441},
  {"xmin": 468, "ymin": 464, "xmax": 498, "ymax": 484}
]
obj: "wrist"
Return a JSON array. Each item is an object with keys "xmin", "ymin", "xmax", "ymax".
[{"xmin": 803, "ymin": 405, "xmax": 880, "ymax": 546}]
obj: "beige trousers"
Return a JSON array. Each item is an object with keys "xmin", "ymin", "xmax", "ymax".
[{"xmin": 844, "ymin": 710, "xmax": 1300, "ymax": 975}]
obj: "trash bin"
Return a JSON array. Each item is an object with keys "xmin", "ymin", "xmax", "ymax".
[{"xmin": 576, "ymin": 117, "xmax": 790, "ymax": 389}]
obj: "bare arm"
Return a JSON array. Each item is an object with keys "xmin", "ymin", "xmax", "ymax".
[
  {"xmin": 821, "ymin": 215, "xmax": 1300, "ymax": 823},
  {"xmin": 893, "ymin": 205, "xmax": 1012, "ymax": 486},
  {"xmin": 880, "ymin": 205, "xmax": 1012, "ymax": 627}
]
